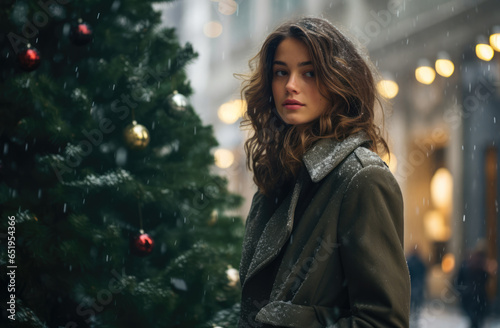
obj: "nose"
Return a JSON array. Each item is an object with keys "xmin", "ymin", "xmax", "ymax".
[{"xmin": 285, "ymin": 73, "xmax": 299, "ymax": 94}]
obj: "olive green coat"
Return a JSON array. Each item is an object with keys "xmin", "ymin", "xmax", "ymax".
[{"xmin": 238, "ymin": 132, "xmax": 410, "ymax": 327}]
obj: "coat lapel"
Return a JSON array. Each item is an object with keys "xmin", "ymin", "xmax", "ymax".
[
  {"xmin": 303, "ymin": 131, "xmax": 370, "ymax": 183},
  {"xmin": 242, "ymin": 131, "xmax": 371, "ymax": 286},
  {"xmin": 244, "ymin": 170, "xmax": 304, "ymax": 286}
]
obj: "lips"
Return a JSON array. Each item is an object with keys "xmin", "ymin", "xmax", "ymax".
[{"xmin": 282, "ymin": 99, "xmax": 304, "ymax": 110}]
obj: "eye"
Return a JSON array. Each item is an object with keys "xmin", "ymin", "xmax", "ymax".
[
  {"xmin": 304, "ymin": 71, "xmax": 315, "ymax": 78},
  {"xmin": 274, "ymin": 70, "xmax": 287, "ymax": 77}
]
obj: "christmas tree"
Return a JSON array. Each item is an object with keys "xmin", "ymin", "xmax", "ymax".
[{"xmin": 0, "ymin": 1, "xmax": 244, "ymax": 327}]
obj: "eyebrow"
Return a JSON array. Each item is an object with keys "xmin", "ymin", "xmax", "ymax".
[{"xmin": 273, "ymin": 60, "xmax": 313, "ymax": 67}]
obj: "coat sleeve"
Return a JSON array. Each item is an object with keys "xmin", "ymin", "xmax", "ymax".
[{"xmin": 335, "ymin": 165, "xmax": 410, "ymax": 328}]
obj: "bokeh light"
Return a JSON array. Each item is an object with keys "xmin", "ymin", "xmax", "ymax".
[
  {"xmin": 203, "ymin": 21, "xmax": 223, "ymax": 38},
  {"xmin": 490, "ymin": 30, "xmax": 500, "ymax": 52},
  {"xmin": 441, "ymin": 253, "xmax": 455, "ymax": 273},
  {"xmin": 218, "ymin": 99, "xmax": 246, "ymax": 124},
  {"xmin": 424, "ymin": 210, "xmax": 450, "ymax": 241},
  {"xmin": 476, "ymin": 43, "xmax": 494, "ymax": 61},
  {"xmin": 377, "ymin": 80, "xmax": 399, "ymax": 99},
  {"xmin": 382, "ymin": 152, "xmax": 398, "ymax": 173},
  {"xmin": 435, "ymin": 59, "xmax": 454, "ymax": 77},
  {"xmin": 218, "ymin": 0, "xmax": 238, "ymax": 15},
  {"xmin": 431, "ymin": 167, "xmax": 453, "ymax": 211},
  {"xmin": 415, "ymin": 65, "xmax": 436, "ymax": 85},
  {"xmin": 214, "ymin": 148, "xmax": 234, "ymax": 168}
]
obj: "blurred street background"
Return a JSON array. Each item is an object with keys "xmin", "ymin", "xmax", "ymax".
[
  {"xmin": 418, "ymin": 302, "xmax": 500, "ymax": 327},
  {"xmin": 154, "ymin": 0, "xmax": 500, "ymax": 323},
  {"xmin": 5, "ymin": 0, "xmax": 499, "ymax": 325}
]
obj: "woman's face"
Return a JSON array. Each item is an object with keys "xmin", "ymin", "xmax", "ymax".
[{"xmin": 272, "ymin": 38, "xmax": 331, "ymax": 125}]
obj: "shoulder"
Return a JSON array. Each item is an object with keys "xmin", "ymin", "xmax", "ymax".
[
  {"xmin": 333, "ymin": 146, "xmax": 401, "ymax": 198},
  {"xmin": 336, "ymin": 147, "xmax": 404, "ymax": 239},
  {"xmin": 331, "ymin": 146, "xmax": 390, "ymax": 182},
  {"xmin": 353, "ymin": 146, "xmax": 388, "ymax": 170}
]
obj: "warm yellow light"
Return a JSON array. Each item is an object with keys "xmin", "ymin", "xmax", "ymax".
[
  {"xmin": 377, "ymin": 80, "xmax": 399, "ymax": 99},
  {"xmin": 415, "ymin": 66, "xmax": 436, "ymax": 85},
  {"xmin": 203, "ymin": 21, "xmax": 223, "ymax": 38},
  {"xmin": 441, "ymin": 253, "xmax": 455, "ymax": 273},
  {"xmin": 218, "ymin": 99, "xmax": 246, "ymax": 124},
  {"xmin": 226, "ymin": 265, "xmax": 240, "ymax": 287},
  {"xmin": 435, "ymin": 59, "xmax": 454, "ymax": 77},
  {"xmin": 234, "ymin": 99, "xmax": 247, "ymax": 115},
  {"xmin": 424, "ymin": 210, "xmax": 450, "ymax": 241},
  {"xmin": 214, "ymin": 148, "xmax": 234, "ymax": 168},
  {"xmin": 218, "ymin": 0, "xmax": 237, "ymax": 15},
  {"xmin": 208, "ymin": 209, "xmax": 218, "ymax": 226},
  {"xmin": 382, "ymin": 152, "xmax": 398, "ymax": 173},
  {"xmin": 490, "ymin": 33, "xmax": 500, "ymax": 52},
  {"xmin": 476, "ymin": 43, "xmax": 494, "ymax": 61},
  {"xmin": 431, "ymin": 168, "xmax": 453, "ymax": 211}
]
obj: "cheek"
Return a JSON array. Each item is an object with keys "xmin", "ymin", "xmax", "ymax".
[{"xmin": 272, "ymin": 82, "xmax": 281, "ymax": 100}]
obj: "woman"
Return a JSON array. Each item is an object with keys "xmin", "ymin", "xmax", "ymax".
[{"xmin": 237, "ymin": 17, "xmax": 410, "ymax": 328}]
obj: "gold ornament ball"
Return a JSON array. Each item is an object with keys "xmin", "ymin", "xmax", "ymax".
[{"xmin": 124, "ymin": 120, "xmax": 150, "ymax": 149}]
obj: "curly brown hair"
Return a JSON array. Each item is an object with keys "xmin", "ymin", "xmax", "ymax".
[{"xmin": 238, "ymin": 17, "xmax": 389, "ymax": 197}]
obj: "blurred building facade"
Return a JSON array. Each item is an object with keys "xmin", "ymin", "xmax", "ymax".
[{"xmin": 155, "ymin": 0, "xmax": 500, "ymax": 312}]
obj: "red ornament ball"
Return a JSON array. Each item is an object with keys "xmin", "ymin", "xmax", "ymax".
[
  {"xmin": 130, "ymin": 231, "xmax": 154, "ymax": 256},
  {"xmin": 70, "ymin": 22, "xmax": 93, "ymax": 45},
  {"xmin": 17, "ymin": 47, "xmax": 41, "ymax": 71}
]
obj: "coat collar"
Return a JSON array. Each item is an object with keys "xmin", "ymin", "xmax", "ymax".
[
  {"xmin": 303, "ymin": 131, "xmax": 371, "ymax": 183},
  {"xmin": 242, "ymin": 131, "xmax": 370, "ymax": 287}
]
